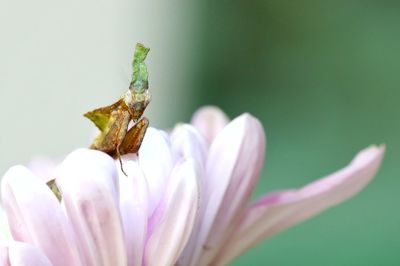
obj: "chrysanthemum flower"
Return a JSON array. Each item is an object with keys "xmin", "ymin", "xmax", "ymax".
[{"xmin": 0, "ymin": 106, "xmax": 384, "ymax": 265}]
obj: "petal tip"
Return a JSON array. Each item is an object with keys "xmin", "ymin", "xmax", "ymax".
[
  {"xmin": 353, "ymin": 144, "xmax": 386, "ymax": 167},
  {"xmin": 1, "ymin": 166, "xmax": 34, "ymax": 192},
  {"xmin": 191, "ymin": 106, "xmax": 230, "ymax": 144},
  {"xmin": 191, "ymin": 106, "xmax": 229, "ymax": 121}
]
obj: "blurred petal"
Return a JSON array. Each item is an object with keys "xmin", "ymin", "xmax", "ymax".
[
  {"xmin": 56, "ymin": 149, "xmax": 126, "ymax": 266},
  {"xmin": 1, "ymin": 166, "xmax": 82, "ymax": 266},
  {"xmin": 191, "ymin": 106, "xmax": 230, "ymax": 145},
  {"xmin": 28, "ymin": 157, "xmax": 57, "ymax": 183},
  {"xmin": 188, "ymin": 114, "xmax": 266, "ymax": 266},
  {"xmin": 0, "ymin": 245, "xmax": 9, "ymax": 266},
  {"xmin": 139, "ymin": 128, "xmax": 173, "ymax": 217},
  {"xmin": 8, "ymin": 241, "xmax": 51, "ymax": 266},
  {"xmin": 145, "ymin": 159, "xmax": 199, "ymax": 266},
  {"xmin": 0, "ymin": 207, "xmax": 11, "ymax": 244},
  {"xmin": 214, "ymin": 145, "xmax": 385, "ymax": 265},
  {"xmin": 170, "ymin": 124, "xmax": 207, "ymax": 167},
  {"xmin": 118, "ymin": 154, "xmax": 149, "ymax": 266}
]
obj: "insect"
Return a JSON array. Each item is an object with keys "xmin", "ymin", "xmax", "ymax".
[
  {"xmin": 84, "ymin": 43, "xmax": 151, "ymax": 174},
  {"xmin": 47, "ymin": 43, "xmax": 151, "ymax": 199}
]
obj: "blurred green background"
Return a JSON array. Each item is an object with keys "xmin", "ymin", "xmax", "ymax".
[
  {"xmin": 189, "ymin": 1, "xmax": 400, "ymax": 265},
  {"xmin": 1, "ymin": 0, "xmax": 399, "ymax": 265}
]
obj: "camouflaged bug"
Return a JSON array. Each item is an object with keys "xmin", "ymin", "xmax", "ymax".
[
  {"xmin": 47, "ymin": 43, "xmax": 151, "ymax": 199},
  {"xmin": 84, "ymin": 43, "xmax": 151, "ymax": 175}
]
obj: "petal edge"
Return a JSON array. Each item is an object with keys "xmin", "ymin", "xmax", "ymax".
[{"xmin": 214, "ymin": 145, "xmax": 385, "ymax": 265}]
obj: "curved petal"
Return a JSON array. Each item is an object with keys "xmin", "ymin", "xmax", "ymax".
[
  {"xmin": 145, "ymin": 159, "xmax": 199, "ymax": 266},
  {"xmin": 118, "ymin": 154, "xmax": 149, "ymax": 266},
  {"xmin": 187, "ymin": 113, "xmax": 266, "ymax": 266},
  {"xmin": 1, "ymin": 166, "xmax": 82, "ymax": 266},
  {"xmin": 139, "ymin": 128, "xmax": 173, "ymax": 217},
  {"xmin": 170, "ymin": 125, "xmax": 206, "ymax": 266},
  {"xmin": 56, "ymin": 149, "xmax": 126, "ymax": 266},
  {"xmin": 190, "ymin": 106, "xmax": 230, "ymax": 145},
  {"xmin": 28, "ymin": 157, "xmax": 57, "ymax": 183},
  {"xmin": 214, "ymin": 145, "xmax": 385, "ymax": 265},
  {"xmin": 8, "ymin": 241, "xmax": 52, "ymax": 266},
  {"xmin": 170, "ymin": 124, "xmax": 207, "ymax": 168}
]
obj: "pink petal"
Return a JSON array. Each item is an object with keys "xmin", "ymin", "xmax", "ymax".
[
  {"xmin": 145, "ymin": 159, "xmax": 199, "ymax": 266},
  {"xmin": 191, "ymin": 106, "xmax": 230, "ymax": 145},
  {"xmin": 118, "ymin": 154, "xmax": 149, "ymax": 266},
  {"xmin": 1, "ymin": 166, "xmax": 82, "ymax": 266},
  {"xmin": 8, "ymin": 241, "xmax": 52, "ymax": 266},
  {"xmin": 214, "ymin": 145, "xmax": 385, "ymax": 265},
  {"xmin": 186, "ymin": 113, "xmax": 266, "ymax": 266},
  {"xmin": 139, "ymin": 128, "xmax": 173, "ymax": 217},
  {"xmin": 56, "ymin": 149, "xmax": 127, "ymax": 266}
]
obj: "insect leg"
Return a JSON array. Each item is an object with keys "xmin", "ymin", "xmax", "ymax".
[
  {"xmin": 118, "ymin": 117, "xmax": 149, "ymax": 155},
  {"xmin": 116, "ymin": 144, "xmax": 128, "ymax": 176},
  {"xmin": 114, "ymin": 109, "xmax": 131, "ymax": 176},
  {"xmin": 90, "ymin": 108, "xmax": 130, "ymax": 154}
]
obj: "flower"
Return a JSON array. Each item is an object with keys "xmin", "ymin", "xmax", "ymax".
[{"xmin": 0, "ymin": 106, "xmax": 384, "ymax": 265}]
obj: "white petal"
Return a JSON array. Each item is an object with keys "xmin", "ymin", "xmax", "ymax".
[
  {"xmin": 145, "ymin": 159, "xmax": 199, "ymax": 266},
  {"xmin": 0, "ymin": 207, "xmax": 11, "ymax": 245},
  {"xmin": 118, "ymin": 154, "xmax": 149, "ymax": 266},
  {"xmin": 56, "ymin": 149, "xmax": 126, "ymax": 266},
  {"xmin": 187, "ymin": 113, "xmax": 266, "ymax": 266},
  {"xmin": 0, "ymin": 245, "xmax": 9, "ymax": 266},
  {"xmin": 28, "ymin": 157, "xmax": 57, "ymax": 183},
  {"xmin": 8, "ymin": 241, "xmax": 52, "ymax": 266},
  {"xmin": 1, "ymin": 166, "xmax": 82, "ymax": 266},
  {"xmin": 170, "ymin": 125, "xmax": 207, "ymax": 266},
  {"xmin": 170, "ymin": 124, "xmax": 207, "ymax": 167},
  {"xmin": 139, "ymin": 128, "xmax": 173, "ymax": 217},
  {"xmin": 214, "ymin": 145, "xmax": 385, "ymax": 264}
]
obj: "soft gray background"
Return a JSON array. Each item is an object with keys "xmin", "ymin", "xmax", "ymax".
[{"xmin": 0, "ymin": 0, "xmax": 200, "ymax": 175}]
